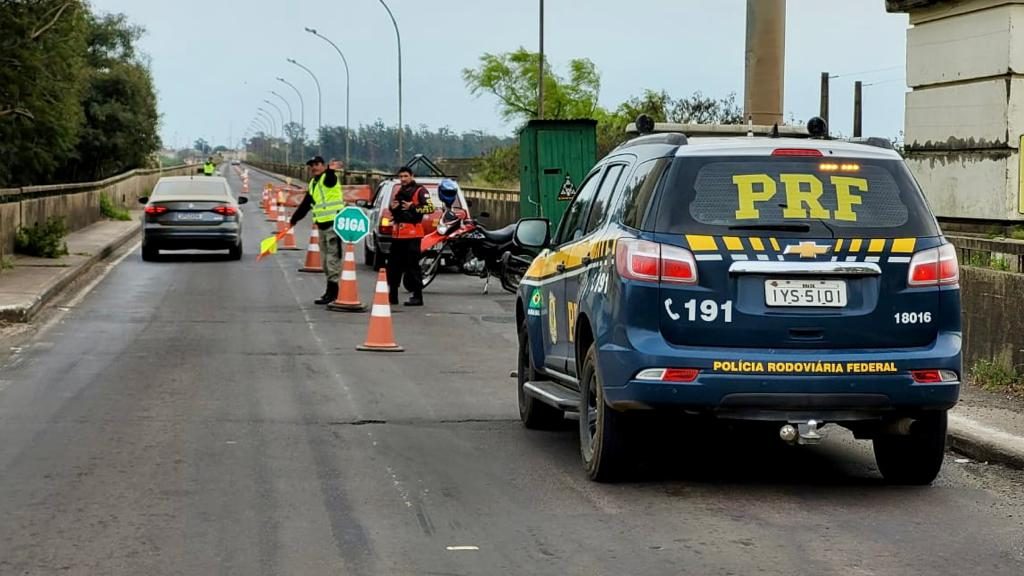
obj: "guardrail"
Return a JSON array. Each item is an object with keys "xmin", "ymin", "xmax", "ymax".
[
  {"xmin": 948, "ymin": 234, "xmax": 1024, "ymax": 274},
  {"xmin": 461, "ymin": 186, "xmax": 520, "ymax": 228},
  {"xmin": 1, "ymin": 163, "xmax": 200, "ymax": 255}
]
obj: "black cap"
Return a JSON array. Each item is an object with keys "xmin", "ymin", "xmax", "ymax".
[{"xmin": 305, "ymin": 155, "xmax": 325, "ymax": 166}]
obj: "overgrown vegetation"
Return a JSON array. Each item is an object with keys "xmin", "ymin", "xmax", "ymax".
[
  {"xmin": 460, "ymin": 48, "xmax": 744, "ymax": 182},
  {"xmin": 0, "ymin": 256, "xmax": 13, "ymax": 270},
  {"xmin": 0, "ymin": 3, "xmax": 160, "ymax": 187},
  {"xmin": 966, "ymin": 252, "xmax": 1011, "ymax": 271},
  {"xmin": 970, "ymin": 359, "xmax": 1024, "ymax": 397},
  {"xmin": 100, "ymin": 193, "xmax": 131, "ymax": 221},
  {"xmin": 14, "ymin": 217, "xmax": 69, "ymax": 258}
]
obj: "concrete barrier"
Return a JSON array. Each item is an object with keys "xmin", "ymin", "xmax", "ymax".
[
  {"xmin": 0, "ymin": 164, "xmax": 198, "ymax": 255},
  {"xmin": 961, "ymin": 265, "xmax": 1024, "ymax": 370},
  {"xmin": 462, "ymin": 187, "xmax": 520, "ymax": 229}
]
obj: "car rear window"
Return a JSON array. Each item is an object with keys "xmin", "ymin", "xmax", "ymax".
[
  {"xmin": 153, "ymin": 180, "xmax": 229, "ymax": 197},
  {"xmin": 651, "ymin": 156, "xmax": 939, "ymax": 238},
  {"xmin": 389, "ymin": 183, "xmax": 463, "ymax": 209}
]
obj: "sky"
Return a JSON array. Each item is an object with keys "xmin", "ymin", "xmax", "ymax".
[{"xmin": 87, "ymin": 0, "xmax": 911, "ymax": 150}]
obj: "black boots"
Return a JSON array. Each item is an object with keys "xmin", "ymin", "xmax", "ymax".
[
  {"xmin": 404, "ymin": 293, "xmax": 424, "ymax": 307},
  {"xmin": 389, "ymin": 288, "xmax": 400, "ymax": 306},
  {"xmin": 315, "ymin": 282, "xmax": 338, "ymax": 305}
]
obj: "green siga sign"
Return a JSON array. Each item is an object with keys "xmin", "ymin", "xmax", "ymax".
[{"xmin": 333, "ymin": 206, "xmax": 371, "ymax": 244}]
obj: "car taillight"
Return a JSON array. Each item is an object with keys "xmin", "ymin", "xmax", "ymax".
[
  {"xmin": 145, "ymin": 205, "xmax": 167, "ymax": 215},
  {"xmin": 907, "ymin": 244, "xmax": 958, "ymax": 287},
  {"xmin": 213, "ymin": 205, "xmax": 237, "ymax": 216},
  {"xmin": 616, "ymin": 239, "xmax": 698, "ymax": 284},
  {"xmin": 772, "ymin": 148, "xmax": 823, "ymax": 157},
  {"xmin": 636, "ymin": 368, "xmax": 700, "ymax": 382},
  {"xmin": 911, "ymin": 370, "xmax": 958, "ymax": 383}
]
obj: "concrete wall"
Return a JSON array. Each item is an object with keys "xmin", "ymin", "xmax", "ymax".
[
  {"xmin": 462, "ymin": 187, "xmax": 520, "ymax": 229},
  {"xmin": 0, "ymin": 165, "xmax": 197, "ymax": 254},
  {"xmin": 889, "ymin": 0, "xmax": 1024, "ymax": 222},
  {"xmin": 961, "ymin": 265, "xmax": 1024, "ymax": 369}
]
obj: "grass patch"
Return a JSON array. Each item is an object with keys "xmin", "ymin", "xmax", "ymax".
[
  {"xmin": 0, "ymin": 256, "xmax": 13, "ymax": 270},
  {"xmin": 966, "ymin": 252, "xmax": 1012, "ymax": 271},
  {"xmin": 100, "ymin": 194, "xmax": 132, "ymax": 221},
  {"xmin": 1009, "ymin": 226, "xmax": 1024, "ymax": 241},
  {"xmin": 970, "ymin": 359, "xmax": 1024, "ymax": 397},
  {"xmin": 15, "ymin": 217, "xmax": 69, "ymax": 259}
]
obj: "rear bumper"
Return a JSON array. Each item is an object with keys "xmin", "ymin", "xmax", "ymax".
[
  {"xmin": 599, "ymin": 331, "xmax": 961, "ymax": 419},
  {"xmin": 144, "ymin": 224, "xmax": 240, "ymax": 250}
]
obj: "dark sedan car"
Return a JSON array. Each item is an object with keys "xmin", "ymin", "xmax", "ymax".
[{"xmin": 139, "ymin": 176, "xmax": 248, "ymax": 261}]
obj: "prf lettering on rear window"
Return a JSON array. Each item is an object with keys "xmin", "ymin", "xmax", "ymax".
[{"xmin": 733, "ymin": 174, "xmax": 868, "ymax": 222}]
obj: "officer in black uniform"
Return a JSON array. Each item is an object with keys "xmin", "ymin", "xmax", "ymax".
[{"xmin": 387, "ymin": 166, "xmax": 433, "ymax": 306}]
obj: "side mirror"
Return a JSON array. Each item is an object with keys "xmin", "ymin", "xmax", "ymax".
[
  {"xmin": 514, "ymin": 218, "xmax": 551, "ymax": 249},
  {"xmin": 237, "ymin": 196, "xmax": 249, "ymax": 205},
  {"xmin": 355, "ymin": 199, "xmax": 369, "ymax": 208},
  {"xmin": 138, "ymin": 197, "xmax": 149, "ymax": 204},
  {"xmin": 479, "ymin": 211, "xmax": 491, "ymax": 219}
]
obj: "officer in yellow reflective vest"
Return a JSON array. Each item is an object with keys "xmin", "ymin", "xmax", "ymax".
[
  {"xmin": 203, "ymin": 158, "xmax": 216, "ymax": 176},
  {"xmin": 290, "ymin": 156, "xmax": 346, "ymax": 304}
]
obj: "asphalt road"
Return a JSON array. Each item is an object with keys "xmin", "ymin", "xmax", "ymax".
[{"xmin": 1, "ymin": 167, "xmax": 1022, "ymax": 576}]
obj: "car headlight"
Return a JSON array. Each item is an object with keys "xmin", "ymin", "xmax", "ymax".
[{"xmin": 436, "ymin": 222, "xmax": 450, "ymax": 235}]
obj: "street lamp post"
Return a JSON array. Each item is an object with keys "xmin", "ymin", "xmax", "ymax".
[
  {"xmin": 305, "ymin": 27, "xmax": 351, "ymax": 170},
  {"xmin": 538, "ymin": 0, "xmax": 545, "ymax": 119},
  {"xmin": 376, "ymin": 0, "xmax": 403, "ymax": 165},
  {"xmin": 257, "ymin": 109, "xmax": 277, "ymax": 161},
  {"xmin": 288, "ymin": 58, "xmax": 323, "ymax": 155},
  {"xmin": 264, "ymin": 98, "xmax": 288, "ymax": 166},
  {"xmin": 270, "ymin": 90, "xmax": 295, "ymax": 167},
  {"xmin": 277, "ymin": 77, "xmax": 306, "ymax": 157}
]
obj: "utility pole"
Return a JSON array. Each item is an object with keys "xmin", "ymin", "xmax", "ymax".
[
  {"xmin": 306, "ymin": 28, "xmax": 352, "ymax": 171},
  {"xmin": 538, "ymin": 0, "xmax": 545, "ymax": 119},
  {"xmin": 854, "ymin": 80, "xmax": 863, "ymax": 138},
  {"xmin": 819, "ymin": 72, "xmax": 830, "ymax": 126},
  {"xmin": 377, "ymin": 0, "xmax": 403, "ymax": 166}
]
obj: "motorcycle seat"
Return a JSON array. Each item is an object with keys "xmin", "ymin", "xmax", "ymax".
[{"xmin": 479, "ymin": 223, "xmax": 516, "ymax": 244}]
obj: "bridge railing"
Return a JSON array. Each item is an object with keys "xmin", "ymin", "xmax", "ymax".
[{"xmin": 1, "ymin": 164, "xmax": 200, "ymax": 256}]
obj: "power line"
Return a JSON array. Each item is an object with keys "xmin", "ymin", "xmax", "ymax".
[{"xmin": 830, "ymin": 65, "xmax": 903, "ymax": 79}]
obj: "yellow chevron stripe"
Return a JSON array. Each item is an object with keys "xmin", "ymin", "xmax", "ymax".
[
  {"xmin": 868, "ymin": 238, "xmax": 886, "ymax": 253},
  {"xmin": 749, "ymin": 237, "xmax": 765, "ymax": 251},
  {"xmin": 891, "ymin": 238, "xmax": 917, "ymax": 253},
  {"xmin": 686, "ymin": 235, "xmax": 718, "ymax": 251},
  {"xmin": 835, "ymin": 239, "xmax": 844, "ymax": 252},
  {"xmin": 849, "ymin": 239, "xmax": 863, "ymax": 252},
  {"xmin": 770, "ymin": 237, "xmax": 781, "ymax": 251},
  {"xmin": 723, "ymin": 236, "xmax": 744, "ymax": 251}
]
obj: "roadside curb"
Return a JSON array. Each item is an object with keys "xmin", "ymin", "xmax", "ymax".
[
  {"xmin": 0, "ymin": 220, "xmax": 140, "ymax": 323},
  {"xmin": 948, "ymin": 413, "xmax": 1024, "ymax": 470}
]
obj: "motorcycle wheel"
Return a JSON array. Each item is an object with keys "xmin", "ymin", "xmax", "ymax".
[
  {"xmin": 500, "ymin": 252, "xmax": 527, "ymax": 293},
  {"xmin": 420, "ymin": 248, "xmax": 444, "ymax": 288}
]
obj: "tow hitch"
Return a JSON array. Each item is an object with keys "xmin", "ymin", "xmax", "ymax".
[{"xmin": 779, "ymin": 420, "xmax": 825, "ymax": 445}]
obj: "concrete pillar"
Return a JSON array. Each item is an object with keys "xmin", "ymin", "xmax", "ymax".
[
  {"xmin": 744, "ymin": 0, "xmax": 786, "ymax": 125},
  {"xmin": 887, "ymin": 0, "xmax": 1024, "ymax": 222}
]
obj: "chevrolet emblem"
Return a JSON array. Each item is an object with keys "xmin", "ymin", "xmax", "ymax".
[{"xmin": 784, "ymin": 241, "xmax": 830, "ymax": 259}]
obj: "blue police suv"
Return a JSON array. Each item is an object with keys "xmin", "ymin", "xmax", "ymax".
[{"xmin": 512, "ymin": 121, "xmax": 960, "ymax": 484}]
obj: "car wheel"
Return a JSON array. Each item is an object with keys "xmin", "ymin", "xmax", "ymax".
[
  {"xmin": 364, "ymin": 241, "xmax": 374, "ymax": 267},
  {"xmin": 579, "ymin": 342, "xmax": 631, "ymax": 482},
  {"xmin": 141, "ymin": 243, "xmax": 159, "ymax": 262},
  {"xmin": 873, "ymin": 411, "xmax": 947, "ymax": 485},
  {"xmin": 228, "ymin": 241, "xmax": 243, "ymax": 261},
  {"xmin": 517, "ymin": 321, "xmax": 563, "ymax": 430}
]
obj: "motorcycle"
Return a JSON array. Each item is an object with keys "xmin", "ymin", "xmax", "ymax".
[{"xmin": 419, "ymin": 206, "xmax": 532, "ymax": 294}]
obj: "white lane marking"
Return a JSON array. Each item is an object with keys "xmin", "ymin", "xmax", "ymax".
[{"xmin": 446, "ymin": 546, "xmax": 480, "ymax": 552}]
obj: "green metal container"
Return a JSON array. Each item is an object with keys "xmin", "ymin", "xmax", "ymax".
[{"xmin": 519, "ymin": 119, "xmax": 598, "ymax": 228}]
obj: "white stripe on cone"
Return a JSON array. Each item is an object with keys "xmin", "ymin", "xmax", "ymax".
[
  {"xmin": 344, "ymin": 251, "xmax": 355, "ymax": 262},
  {"xmin": 376, "ymin": 281, "xmax": 388, "ymax": 292},
  {"xmin": 309, "ymin": 244, "xmax": 320, "ymax": 253},
  {"xmin": 371, "ymin": 304, "xmax": 391, "ymax": 317},
  {"xmin": 342, "ymin": 270, "xmax": 357, "ymax": 281}
]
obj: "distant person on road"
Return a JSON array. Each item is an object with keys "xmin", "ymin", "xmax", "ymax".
[
  {"xmin": 203, "ymin": 158, "xmax": 216, "ymax": 176},
  {"xmin": 290, "ymin": 156, "xmax": 346, "ymax": 305},
  {"xmin": 387, "ymin": 166, "xmax": 433, "ymax": 307}
]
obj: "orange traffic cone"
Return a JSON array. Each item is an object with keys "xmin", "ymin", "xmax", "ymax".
[
  {"xmin": 329, "ymin": 243, "xmax": 367, "ymax": 312},
  {"xmin": 355, "ymin": 269, "xmax": 402, "ymax": 351},
  {"xmin": 267, "ymin": 198, "xmax": 278, "ymax": 223},
  {"xmin": 280, "ymin": 219, "xmax": 300, "ymax": 251},
  {"xmin": 276, "ymin": 205, "xmax": 288, "ymax": 234},
  {"xmin": 298, "ymin": 227, "xmax": 323, "ymax": 273}
]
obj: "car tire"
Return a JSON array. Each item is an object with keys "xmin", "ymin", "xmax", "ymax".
[
  {"xmin": 579, "ymin": 342, "xmax": 631, "ymax": 482},
  {"xmin": 873, "ymin": 411, "xmax": 948, "ymax": 485},
  {"xmin": 141, "ymin": 243, "xmax": 158, "ymax": 262},
  {"xmin": 517, "ymin": 321, "xmax": 563, "ymax": 430},
  {"xmin": 229, "ymin": 242, "xmax": 243, "ymax": 261},
  {"xmin": 364, "ymin": 241, "xmax": 374, "ymax": 267}
]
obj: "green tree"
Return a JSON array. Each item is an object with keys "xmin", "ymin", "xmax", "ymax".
[
  {"xmin": 0, "ymin": 1, "xmax": 89, "ymax": 186},
  {"xmin": 462, "ymin": 48, "xmax": 601, "ymax": 123},
  {"xmin": 194, "ymin": 138, "xmax": 211, "ymax": 155}
]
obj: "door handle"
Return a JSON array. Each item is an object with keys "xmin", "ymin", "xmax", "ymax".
[{"xmin": 556, "ymin": 263, "xmax": 566, "ymax": 273}]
